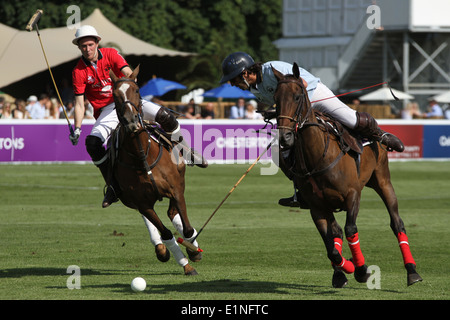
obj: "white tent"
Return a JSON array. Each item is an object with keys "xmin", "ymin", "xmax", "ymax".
[
  {"xmin": 431, "ymin": 90, "xmax": 450, "ymax": 103},
  {"xmin": 359, "ymin": 87, "xmax": 415, "ymax": 101},
  {"xmin": 0, "ymin": 8, "xmax": 193, "ymax": 89}
]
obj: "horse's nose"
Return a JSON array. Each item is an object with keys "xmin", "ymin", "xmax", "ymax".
[{"xmin": 280, "ymin": 131, "xmax": 294, "ymax": 150}]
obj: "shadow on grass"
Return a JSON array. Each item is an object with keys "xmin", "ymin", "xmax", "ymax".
[{"xmin": 1, "ymin": 267, "xmax": 404, "ymax": 296}]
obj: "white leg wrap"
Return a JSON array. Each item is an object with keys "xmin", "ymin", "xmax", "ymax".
[
  {"xmin": 184, "ymin": 229, "xmax": 199, "ymax": 248},
  {"xmin": 141, "ymin": 215, "xmax": 162, "ymax": 246},
  {"xmin": 171, "ymin": 214, "xmax": 184, "ymax": 235},
  {"xmin": 162, "ymin": 237, "xmax": 188, "ymax": 267},
  {"xmin": 172, "ymin": 214, "xmax": 200, "ymax": 248}
]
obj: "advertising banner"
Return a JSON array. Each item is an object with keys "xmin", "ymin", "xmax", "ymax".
[{"xmin": 1, "ymin": 120, "xmax": 449, "ymax": 163}]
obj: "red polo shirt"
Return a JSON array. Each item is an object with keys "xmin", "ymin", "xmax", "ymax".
[{"xmin": 72, "ymin": 48, "xmax": 128, "ymax": 118}]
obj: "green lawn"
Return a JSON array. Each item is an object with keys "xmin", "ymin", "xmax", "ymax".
[{"xmin": 0, "ymin": 161, "xmax": 449, "ymax": 301}]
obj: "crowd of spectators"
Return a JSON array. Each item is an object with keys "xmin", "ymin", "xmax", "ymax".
[
  {"xmin": 3, "ymin": 91, "xmax": 449, "ymax": 121},
  {"xmin": 401, "ymin": 99, "xmax": 450, "ymax": 119},
  {"xmin": 171, "ymin": 97, "xmax": 263, "ymax": 120},
  {"xmin": 0, "ymin": 94, "xmax": 94, "ymax": 120}
]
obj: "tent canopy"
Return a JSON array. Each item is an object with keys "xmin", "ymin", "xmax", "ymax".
[
  {"xmin": 359, "ymin": 87, "xmax": 414, "ymax": 101},
  {"xmin": 0, "ymin": 8, "xmax": 193, "ymax": 89}
]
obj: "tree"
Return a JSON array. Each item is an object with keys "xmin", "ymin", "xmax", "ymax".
[{"xmin": 0, "ymin": 0, "xmax": 281, "ymax": 91}]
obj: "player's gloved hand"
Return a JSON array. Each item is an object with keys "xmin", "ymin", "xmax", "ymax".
[{"xmin": 69, "ymin": 127, "xmax": 81, "ymax": 146}]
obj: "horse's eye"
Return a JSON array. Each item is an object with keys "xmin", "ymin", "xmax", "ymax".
[{"xmin": 294, "ymin": 94, "xmax": 301, "ymax": 101}]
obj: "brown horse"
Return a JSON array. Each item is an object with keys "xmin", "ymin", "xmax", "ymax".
[
  {"xmin": 273, "ymin": 63, "xmax": 422, "ymax": 287},
  {"xmin": 109, "ymin": 66, "xmax": 200, "ymax": 275}
]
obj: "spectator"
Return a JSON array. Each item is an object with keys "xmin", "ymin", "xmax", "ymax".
[
  {"xmin": 12, "ymin": 99, "xmax": 30, "ymax": 119},
  {"xmin": 29, "ymin": 94, "xmax": 48, "ymax": 119},
  {"xmin": 401, "ymin": 102, "xmax": 422, "ymax": 119},
  {"xmin": 229, "ymin": 97, "xmax": 246, "ymax": 119},
  {"xmin": 201, "ymin": 102, "xmax": 215, "ymax": 119},
  {"xmin": 26, "ymin": 95, "xmax": 38, "ymax": 113},
  {"xmin": 0, "ymin": 102, "xmax": 13, "ymax": 119},
  {"xmin": 61, "ymin": 100, "xmax": 75, "ymax": 119},
  {"xmin": 424, "ymin": 99, "xmax": 444, "ymax": 118},
  {"xmin": 245, "ymin": 100, "xmax": 263, "ymax": 120},
  {"xmin": 443, "ymin": 105, "xmax": 450, "ymax": 119},
  {"xmin": 183, "ymin": 103, "xmax": 201, "ymax": 119}
]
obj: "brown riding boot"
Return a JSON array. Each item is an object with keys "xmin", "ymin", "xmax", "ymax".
[
  {"xmin": 102, "ymin": 183, "xmax": 120, "ymax": 208},
  {"xmin": 98, "ymin": 161, "xmax": 120, "ymax": 208},
  {"xmin": 155, "ymin": 108, "xmax": 208, "ymax": 168},
  {"xmin": 355, "ymin": 112, "xmax": 404, "ymax": 152}
]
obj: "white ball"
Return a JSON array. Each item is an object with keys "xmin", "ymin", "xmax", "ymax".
[{"xmin": 130, "ymin": 277, "xmax": 146, "ymax": 292}]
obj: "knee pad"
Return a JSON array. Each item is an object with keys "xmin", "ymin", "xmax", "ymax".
[{"xmin": 85, "ymin": 135, "xmax": 107, "ymax": 165}]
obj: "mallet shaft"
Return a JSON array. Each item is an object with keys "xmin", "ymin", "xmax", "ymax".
[
  {"xmin": 191, "ymin": 138, "xmax": 275, "ymax": 242},
  {"xmin": 26, "ymin": 9, "xmax": 74, "ymax": 135}
]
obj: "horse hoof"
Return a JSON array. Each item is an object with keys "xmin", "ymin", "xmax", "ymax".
[
  {"xmin": 155, "ymin": 244, "xmax": 170, "ymax": 262},
  {"xmin": 405, "ymin": 263, "xmax": 422, "ymax": 286},
  {"xmin": 407, "ymin": 272, "xmax": 423, "ymax": 286},
  {"xmin": 187, "ymin": 249, "xmax": 202, "ymax": 262},
  {"xmin": 354, "ymin": 264, "xmax": 370, "ymax": 283},
  {"xmin": 184, "ymin": 264, "xmax": 198, "ymax": 276},
  {"xmin": 332, "ymin": 269, "xmax": 348, "ymax": 288}
]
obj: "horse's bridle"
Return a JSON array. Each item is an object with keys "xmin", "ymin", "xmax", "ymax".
[
  {"xmin": 275, "ymin": 78, "xmax": 312, "ymax": 132},
  {"xmin": 275, "ymin": 77, "xmax": 346, "ymax": 195},
  {"xmin": 114, "ymin": 78, "xmax": 145, "ymax": 131}
]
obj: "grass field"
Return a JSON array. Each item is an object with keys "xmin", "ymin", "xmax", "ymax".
[{"xmin": 0, "ymin": 161, "xmax": 449, "ymax": 302}]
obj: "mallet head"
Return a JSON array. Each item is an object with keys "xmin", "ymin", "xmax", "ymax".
[{"xmin": 26, "ymin": 9, "xmax": 43, "ymax": 32}]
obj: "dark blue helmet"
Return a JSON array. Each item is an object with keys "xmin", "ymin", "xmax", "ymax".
[{"xmin": 220, "ymin": 52, "xmax": 255, "ymax": 84}]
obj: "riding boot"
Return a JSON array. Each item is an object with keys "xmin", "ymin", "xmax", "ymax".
[
  {"xmin": 98, "ymin": 161, "xmax": 121, "ymax": 208},
  {"xmin": 85, "ymin": 135, "xmax": 121, "ymax": 208},
  {"xmin": 277, "ymin": 151, "xmax": 310, "ymax": 209},
  {"xmin": 278, "ymin": 187, "xmax": 310, "ymax": 209},
  {"xmin": 155, "ymin": 108, "xmax": 208, "ymax": 168},
  {"xmin": 354, "ymin": 112, "xmax": 404, "ymax": 152}
]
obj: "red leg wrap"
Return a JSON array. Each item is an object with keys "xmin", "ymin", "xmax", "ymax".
[
  {"xmin": 333, "ymin": 238, "xmax": 355, "ymax": 274},
  {"xmin": 334, "ymin": 238, "xmax": 343, "ymax": 254},
  {"xmin": 347, "ymin": 233, "xmax": 365, "ymax": 267},
  {"xmin": 397, "ymin": 232, "xmax": 416, "ymax": 265}
]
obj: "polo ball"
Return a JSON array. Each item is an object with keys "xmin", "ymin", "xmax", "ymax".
[{"xmin": 131, "ymin": 277, "xmax": 146, "ymax": 292}]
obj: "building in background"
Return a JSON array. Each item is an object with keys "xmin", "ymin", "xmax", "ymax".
[{"xmin": 274, "ymin": 0, "xmax": 450, "ymax": 109}]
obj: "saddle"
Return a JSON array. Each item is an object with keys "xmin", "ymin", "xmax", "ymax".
[
  {"xmin": 314, "ymin": 111, "xmax": 364, "ymax": 156},
  {"xmin": 108, "ymin": 121, "xmax": 172, "ymax": 166},
  {"xmin": 106, "ymin": 122, "xmax": 173, "ymax": 202}
]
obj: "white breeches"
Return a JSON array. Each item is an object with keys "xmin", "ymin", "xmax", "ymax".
[
  {"xmin": 90, "ymin": 99, "xmax": 162, "ymax": 143},
  {"xmin": 310, "ymin": 82, "xmax": 358, "ymax": 129}
]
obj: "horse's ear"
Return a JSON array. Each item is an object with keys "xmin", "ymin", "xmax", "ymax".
[
  {"xmin": 130, "ymin": 64, "xmax": 140, "ymax": 81},
  {"xmin": 293, "ymin": 62, "xmax": 300, "ymax": 79},
  {"xmin": 109, "ymin": 69, "xmax": 118, "ymax": 83},
  {"xmin": 271, "ymin": 64, "xmax": 284, "ymax": 82}
]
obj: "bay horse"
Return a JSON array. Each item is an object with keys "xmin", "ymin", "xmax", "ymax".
[
  {"xmin": 274, "ymin": 63, "xmax": 422, "ymax": 287},
  {"xmin": 108, "ymin": 66, "xmax": 200, "ymax": 275}
]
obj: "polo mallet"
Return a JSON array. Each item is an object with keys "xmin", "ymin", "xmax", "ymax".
[
  {"xmin": 26, "ymin": 9, "xmax": 74, "ymax": 135},
  {"xmin": 189, "ymin": 136, "xmax": 276, "ymax": 243}
]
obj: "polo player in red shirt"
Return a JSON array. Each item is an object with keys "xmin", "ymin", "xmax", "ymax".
[{"xmin": 69, "ymin": 25, "xmax": 207, "ymax": 208}]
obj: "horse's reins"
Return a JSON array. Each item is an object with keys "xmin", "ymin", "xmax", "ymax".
[
  {"xmin": 114, "ymin": 79, "xmax": 164, "ymax": 200},
  {"xmin": 276, "ymin": 78, "xmax": 348, "ymax": 198}
]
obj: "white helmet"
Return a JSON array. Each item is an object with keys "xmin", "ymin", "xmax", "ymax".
[{"xmin": 72, "ymin": 25, "xmax": 101, "ymax": 45}]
